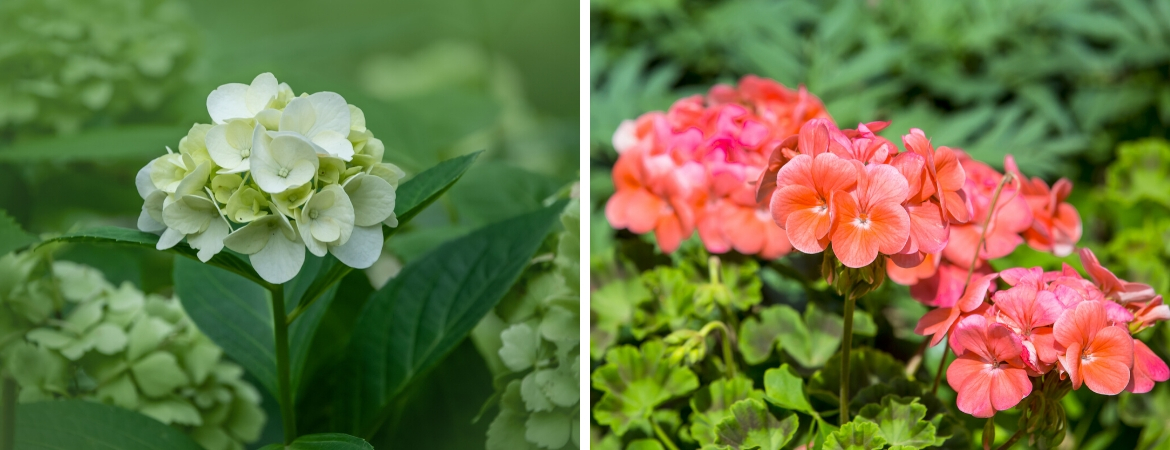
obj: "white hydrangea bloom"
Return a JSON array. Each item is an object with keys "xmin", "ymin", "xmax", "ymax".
[
  {"xmin": 136, "ymin": 73, "xmax": 400, "ymax": 284},
  {"xmin": 279, "ymin": 92, "xmax": 355, "ymax": 161}
]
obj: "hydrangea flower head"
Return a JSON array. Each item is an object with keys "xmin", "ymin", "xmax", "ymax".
[{"xmin": 137, "ymin": 73, "xmax": 402, "ymax": 284}]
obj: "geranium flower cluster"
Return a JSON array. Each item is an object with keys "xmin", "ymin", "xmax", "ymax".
[
  {"xmin": 605, "ymin": 76, "xmax": 829, "ymax": 258},
  {"xmin": 887, "ymin": 152, "xmax": 1083, "ymax": 306},
  {"xmin": 136, "ymin": 73, "xmax": 403, "ymax": 284},
  {"xmin": 916, "ymin": 249, "xmax": 1169, "ymax": 418},
  {"xmin": 759, "ymin": 121, "xmax": 967, "ymax": 269}
]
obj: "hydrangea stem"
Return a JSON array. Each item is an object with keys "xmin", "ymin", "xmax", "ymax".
[
  {"xmin": 271, "ymin": 284, "xmax": 297, "ymax": 444},
  {"xmin": 840, "ymin": 292, "xmax": 856, "ymax": 425}
]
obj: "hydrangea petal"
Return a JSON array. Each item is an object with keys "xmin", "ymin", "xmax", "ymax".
[
  {"xmin": 344, "ymin": 173, "xmax": 396, "ymax": 226},
  {"xmin": 330, "ymin": 224, "xmax": 382, "ymax": 269}
]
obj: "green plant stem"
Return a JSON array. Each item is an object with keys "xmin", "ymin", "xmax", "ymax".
[
  {"xmin": 932, "ymin": 345, "xmax": 949, "ymax": 395},
  {"xmin": 699, "ymin": 321, "xmax": 737, "ymax": 378},
  {"xmin": 995, "ymin": 428, "xmax": 1025, "ymax": 450},
  {"xmin": 270, "ymin": 284, "xmax": 296, "ymax": 444},
  {"xmin": 1, "ymin": 375, "xmax": 15, "ymax": 450},
  {"xmin": 840, "ymin": 292, "xmax": 856, "ymax": 425},
  {"xmin": 652, "ymin": 417, "xmax": 681, "ymax": 450}
]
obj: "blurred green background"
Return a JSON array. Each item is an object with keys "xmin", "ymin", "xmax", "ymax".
[
  {"xmin": 0, "ymin": 0, "xmax": 578, "ymax": 448},
  {"xmin": 590, "ymin": 0, "xmax": 1170, "ymax": 448}
]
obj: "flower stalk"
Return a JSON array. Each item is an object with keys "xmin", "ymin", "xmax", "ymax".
[
  {"xmin": 1, "ymin": 375, "xmax": 15, "ymax": 450},
  {"xmin": 270, "ymin": 284, "xmax": 296, "ymax": 444},
  {"xmin": 840, "ymin": 291, "xmax": 856, "ymax": 425}
]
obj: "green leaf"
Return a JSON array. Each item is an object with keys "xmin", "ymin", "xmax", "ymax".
[
  {"xmin": 257, "ymin": 433, "xmax": 374, "ymax": 450},
  {"xmin": 173, "ymin": 257, "xmax": 277, "ymax": 398},
  {"xmin": 330, "ymin": 200, "xmax": 568, "ymax": 437},
  {"xmin": 15, "ymin": 400, "xmax": 203, "ymax": 450},
  {"xmin": 763, "ymin": 364, "xmax": 815, "ymax": 415},
  {"xmin": 736, "ymin": 305, "xmax": 796, "ymax": 365},
  {"xmin": 446, "ymin": 162, "xmax": 564, "ymax": 226},
  {"xmin": 590, "ymin": 277, "xmax": 645, "ymax": 360},
  {"xmin": 130, "ymin": 351, "xmax": 191, "ymax": 397},
  {"xmin": 43, "ymin": 227, "xmax": 264, "ymax": 286},
  {"xmin": 824, "ymin": 421, "xmax": 886, "ymax": 450},
  {"xmin": 0, "ymin": 209, "xmax": 36, "ymax": 255},
  {"xmin": 856, "ymin": 396, "xmax": 941, "ymax": 450},
  {"xmin": 391, "ymin": 150, "xmax": 482, "ymax": 227},
  {"xmin": 289, "ymin": 151, "xmax": 481, "ymax": 316},
  {"xmin": 0, "ymin": 126, "xmax": 190, "ymax": 163},
  {"xmin": 592, "ymin": 340, "xmax": 700, "ymax": 436},
  {"xmin": 713, "ymin": 398, "xmax": 799, "ymax": 450},
  {"xmin": 626, "ymin": 439, "xmax": 666, "ymax": 450},
  {"xmin": 688, "ymin": 376, "xmax": 764, "ymax": 446}
]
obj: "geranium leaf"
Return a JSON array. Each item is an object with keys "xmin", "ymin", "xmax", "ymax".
[
  {"xmin": 688, "ymin": 376, "xmax": 764, "ymax": 446},
  {"xmin": 592, "ymin": 340, "xmax": 700, "ymax": 436},
  {"xmin": 763, "ymin": 364, "xmax": 815, "ymax": 415},
  {"xmin": 713, "ymin": 398, "xmax": 799, "ymax": 450},
  {"xmin": 856, "ymin": 396, "xmax": 941, "ymax": 449},
  {"xmin": 257, "ymin": 433, "xmax": 373, "ymax": 450},
  {"xmin": 737, "ymin": 305, "xmax": 799, "ymax": 365},
  {"xmin": 824, "ymin": 421, "xmax": 886, "ymax": 450}
]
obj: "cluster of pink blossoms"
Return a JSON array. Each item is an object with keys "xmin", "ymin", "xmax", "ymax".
[
  {"xmin": 916, "ymin": 249, "xmax": 1170, "ymax": 417},
  {"xmin": 887, "ymin": 152, "xmax": 1084, "ymax": 306},
  {"xmin": 605, "ymin": 76, "xmax": 829, "ymax": 258}
]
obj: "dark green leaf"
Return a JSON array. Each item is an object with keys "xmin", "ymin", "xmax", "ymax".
[
  {"xmin": 42, "ymin": 227, "xmax": 263, "ymax": 286},
  {"xmin": 330, "ymin": 200, "xmax": 568, "ymax": 437},
  {"xmin": 257, "ymin": 433, "xmax": 373, "ymax": 450},
  {"xmin": 824, "ymin": 421, "xmax": 885, "ymax": 450},
  {"xmin": 290, "ymin": 151, "xmax": 481, "ymax": 315},
  {"xmin": 714, "ymin": 398, "xmax": 799, "ymax": 450},
  {"xmin": 592, "ymin": 340, "xmax": 699, "ymax": 436},
  {"xmin": 173, "ymin": 257, "xmax": 277, "ymax": 397},
  {"xmin": 15, "ymin": 400, "xmax": 202, "ymax": 450}
]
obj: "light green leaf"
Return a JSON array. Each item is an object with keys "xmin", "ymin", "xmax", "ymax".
[
  {"xmin": 809, "ymin": 348, "xmax": 905, "ymax": 415},
  {"xmin": 592, "ymin": 340, "xmax": 700, "ymax": 436},
  {"xmin": 713, "ymin": 398, "xmax": 799, "ymax": 450},
  {"xmin": 330, "ymin": 201, "xmax": 568, "ymax": 437},
  {"xmin": 824, "ymin": 421, "xmax": 886, "ymax": 450},
  {"xmin": 626, "ymin": 439, "xmax": 666, "ymax": 450},
  {"xmin": 856, "ymin": 396, "xmax": 941, "ymax": 449},
  {"xmin": 763, "ymin": 364, "xmax": 814, "ymax": 414},
  {"xmin": 173, "ymin": 257, "xmax": 277, "ymax": 398},
  {"xmin": 525, "ymin": 410, "xmax": 572, "ymax": 449},
  {"xmin": 15, "ymin": 400, "xmax": 203, "ymax": 450},
  {"xmin": 499, "ymin": 323, "xmax": 540, "ymax": 372},
  {"xmin": 737, "ymin": 305, "xmax": 798, "ymax": 365},
  {"xmin": 257, "ymin": 433, "xmax": 374, "ymax": 450},
  {"xmin": 131, "ymin": 351, "xmax": 191, "ymax": 397}
]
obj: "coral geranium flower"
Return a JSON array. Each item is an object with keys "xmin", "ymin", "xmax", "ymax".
[
  {"xmin": 829, "ymin": 163, "xmax": 910, "ymax": 268},
  {"xmin": 1054, "ymin": 300, "xmax": 1134, "ymax": 395},
  {"xmin": 1005, "ymin": 155, "xmax": 1082, "ymax": 256},
  {"xmin": 943, "ymin": 158, "xmax": 1032, "ymax": 266},
  {"xmin": 769, "ymin": 152, "xmax": 857, "ymax": 254},
  {"xmin": 1078, "ymin": 248, "xmax": 1157, "ymax": 304},
  {"xmin": 915, "ymin": 273, "xmax": 998, "ymax": 347},
  {"xmin": 903, "ymin": 129, "xmax": 969, "ymax": 223},
  {"xmin": 606, "ymin": 149, "xmax": 700, "ymax": 253},
  {"xmin": 1128, "ymin": 339, "xmax": 1170, "ymax": 394},
  {"xmin": 993, "ymin": 284, "xmax": 1063, "ymax": 371},
  {"xmin": 946, "ymin": 314, "xmax": 1032, "ymax": 418}
]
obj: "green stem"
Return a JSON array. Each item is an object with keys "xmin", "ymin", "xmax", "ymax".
[
  {"xmin": 995, "ymin": 427, "xmax": 1025, "ymax": 450},
  {"xmin": 699, "ymin": 321, "xmax": 738, "ymax": 378},
  {"xmin": 270, "ymin": 284, "xmax": 296, "ymax": 444},
  {"xmin": 932, "ymin": 344, "xmax": 949, "ymax": 395},
  {"xmin": 1, "ymin": 376, "xmax": 15, "ymax": 450},
  {"xmin": 652, "ymin": 417, "xmax": 681, "ymax": 450},
  {"xmin": 840, "ymin": 292, "xmax": 856, "ymax": 425}
]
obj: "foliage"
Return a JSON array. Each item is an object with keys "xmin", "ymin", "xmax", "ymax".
[
  {"xmin": 481, "ymin": 198, "xmax": 581, "ymax": 450},
  {"xmin": 591, "ymin": 0, "xmax": 1170, "ymax": 179},
  {"xmin": 0, "ymin": 248, "xmax": 264, "ymax": 450}
]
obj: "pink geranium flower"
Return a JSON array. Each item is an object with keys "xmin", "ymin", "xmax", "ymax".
[
  {"xmin": 1078, "ymin": 248, "xmax": 1157, "ymax": 304},
  {"xmin": 1005, "ymin": 155, "xmax": 1082, "ymax": 256},
  {"xmin": 946, "ymin": 314, "xmax": 1032, "ymax": 418},
  {"xmin": 1128, "ymin": 339, "xmax": 1170, "ymax": 394},
  {"xmin": 916, "ymin": 273, "xmax": 998, "ymax": 347}
]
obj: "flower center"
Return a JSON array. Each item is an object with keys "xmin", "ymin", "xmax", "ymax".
[
  {"xmin": 287, "ymin": 195, "xmax": 297, "ymax": 203},
  {"xmin": 309, "ymin": 209, "xmax": 320, "ymax": 220},
  {"xmin": 241, "ymin": 149, "xmax": 250, "ymax": 158},
  {"xmin": 853, "ymin": 213, "xmax": 871, "ymax": 229},
  {"xmin": 278, "ymin": 167, "xmax": 290, "ymax": 178}
]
